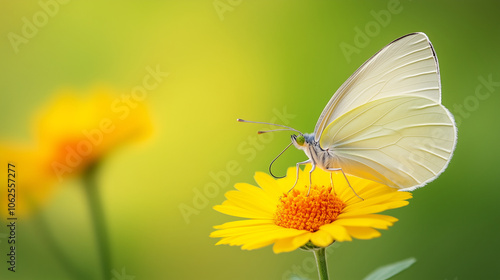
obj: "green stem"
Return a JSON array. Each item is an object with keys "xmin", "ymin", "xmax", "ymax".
[
  {"xmin": 313, "ymin": 247, "xmax": 329, "ymax": 280},
  {"xmin": 33, "ymin": 212, "xmax": 90, "ymax": 280},
  {"xmin": 83, "ymin": 163, "xmax": 112, "ymax": 280}
]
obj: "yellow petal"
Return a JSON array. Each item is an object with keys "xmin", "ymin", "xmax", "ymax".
[
  {"xmin": 241, "ymin": 227, "xmax": 307, "ymax": 250},
  {"xmin": 273, "ymin": 232, "xmax": 311, "ymax": 253},
  {"xmin": 275, "ymin": 166, "xmax": 300, "ymax": 192},
  {"xmin": 319, "ymin": 224, "xmax": 352, "ymax": 242},
  {"xmin": 213, "ymin": 204, "xmax": 272, "ymax": 219},
  {"xmin": 254, "ymin": 172, "xmax": 284, "ymax": 198},
  {"xmin": 224, "ymin": 189, "xmax": 276, "ymax": 214},
  {"xmin": 219, "ymin": 226, "xmax": 306, "ymax": 249},
  {"xmin": 333, "ymin": 217, "xmax": 393, "ymax": 229},
  {"xmin": 341, "ymin": 200, "xmax": 410, "ymax": 217},
  {"xmin": 211, "ymin": 224, "xmax": 277, "ymax": 238},
  {"xmin": 344, "ymin": 226, "xmax": 381, "ymax": 240},
  {"xmin": 343, "ymin": 192, "xmax": 403, "ymax": 211},
  {"xmin": 310, "ymin": 230, "xmax": 334, "ymax": 247},
  {"xmin": 338, "ymin": 214, "xmax": 398, "ymax": 223},
  {"xmin": 213, "ymin": 219, "xmax": 273, "ymax": 230},
  {"xmin": 291, "ymin": 232, "xmax": 312, "ymax": 248},
  {"xmin": 234, "ymin": 183, "xmax": 278, "ymax": 205}
]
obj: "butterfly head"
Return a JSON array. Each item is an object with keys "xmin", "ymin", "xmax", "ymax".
[
  {"xmin": 291, "ymin": 134, "xmax": 305, "ymax": 148},
  {"xmin": 291, "ymin": 133, "xmax": 315, "ymax": 151}
]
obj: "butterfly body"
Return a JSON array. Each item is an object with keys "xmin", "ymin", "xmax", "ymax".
[{"xmin": 292, "ymin": 133, "xmax": 336, "ymax": 170}]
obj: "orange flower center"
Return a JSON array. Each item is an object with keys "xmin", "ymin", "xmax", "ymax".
[{"xmin": 274, "ymin": 185, "xmax": 346, "ymax": 232}]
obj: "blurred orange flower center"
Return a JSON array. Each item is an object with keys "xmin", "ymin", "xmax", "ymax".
[
  {"xmin": 274, "ymin": 186, "xmax": 345, "ymax": 232},
  {"xmin": 53, "ymin": 138, "xmax": 97, "ymax": 169}
]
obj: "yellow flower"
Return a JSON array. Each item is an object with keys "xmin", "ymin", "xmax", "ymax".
[
  {"xmin": 0, "ymin": 144, "xmax": 56, "ymax": 217},
  {"xmin": 0, "ymin": 87, "xmax": 152, "ymax": 216},
  {"xmin": 210, "ymin": 165, "xmax": 412, "ymax": 253},
  {"xmin": 35, "ymin": 87, "xmax": 152, "ymax": 181}
]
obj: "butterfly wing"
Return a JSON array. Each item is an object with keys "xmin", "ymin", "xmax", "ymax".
[
  {"xmin": 320, "ymin": 96, "xmax": 456, "ymax": 190},
  {"xmin": 314, "ymin": 32, "xmax": 441, "ymax": 141}
]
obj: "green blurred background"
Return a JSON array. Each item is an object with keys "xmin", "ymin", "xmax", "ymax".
[{"xmin": 1, "ymin": 0, "xmax": 499, "ymax": 279}]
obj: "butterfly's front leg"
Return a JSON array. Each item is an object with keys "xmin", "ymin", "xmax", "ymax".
[
  {"xmin": 288, "ymin": 160, "xmax": 312, "ymax": 193},
  {"xmin": 307, "ymin": 164, "xmax": 316, "ymax": 196}
]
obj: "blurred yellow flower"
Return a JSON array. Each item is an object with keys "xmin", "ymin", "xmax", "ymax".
[
  {"xmin": 211, "ymin": 165, "xmax": 412, "ymax": 253},
  {"xmin": 0, "ymin": 145, "xmax": 56, "ymax": 217},
  {"xmin": 0, "ymin": 87, "xmax": 152, "ymax": 216},
  {"xmin": 35, "ymin": 87, "xmax": 153, "ymax": 181}
]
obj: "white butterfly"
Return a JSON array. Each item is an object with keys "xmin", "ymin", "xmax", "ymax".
[{"xmin": 240, "ymin": 32, "xmax": 457, "ymax": 195}]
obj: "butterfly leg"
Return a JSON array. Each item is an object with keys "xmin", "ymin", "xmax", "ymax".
[
  {"xmin": 330, "ymin": 173, "xmax": 336, "ymax": 194},
  {"xmin": 326, "ymin": 168, "xmax": 364, "ymax": 201},
  {"xmin": 288, "ymin": 160, "xmax": 311, "ymax": 194},
  {"xmin": 307, "ymin": 164, "xmax": 316, "ymax": 196}
]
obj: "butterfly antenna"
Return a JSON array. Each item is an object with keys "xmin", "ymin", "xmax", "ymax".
[
  {"xmin": 237, "ymin": 118, "xmax": 302, "ymax": 179},
  {"xmin": 268, "ymin": 142, "xmax": 293, "ymax": 179},
  {"xmin": 257, "ymin": 129, "xmax": 294, "ymax": 134},
  {"xmin": 237, "ymin": 119, "xmax": 302, "ymax": 135}
]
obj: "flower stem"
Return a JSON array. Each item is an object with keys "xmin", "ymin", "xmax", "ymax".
[
  {"xmin": 33, "ymin": 212, "xmax": 90, "ymax": 280},
  {"xmin": 313, "ymin": 247, "xmax": 329, "ymax": 280},
  {"xmin": 83, "ymin": 163, "xmax": 112, "ymax": 280}
]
